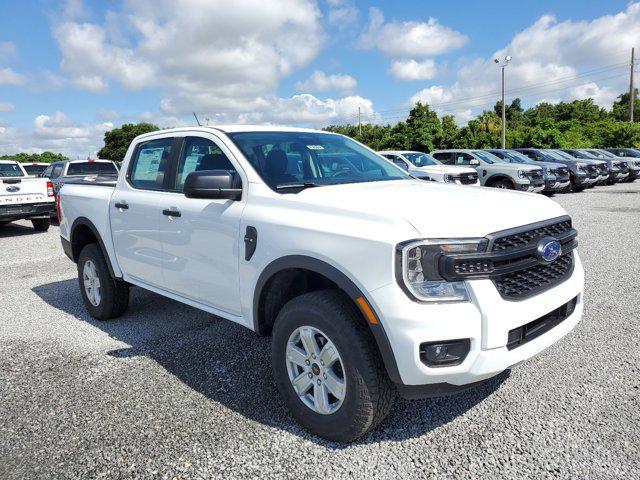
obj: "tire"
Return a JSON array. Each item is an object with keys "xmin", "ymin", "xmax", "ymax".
[
  {"xmin": 272, "ymin": 290, "xmax": 396, "ymax": 442},
  {"xmin": 31, "ymin": 218, "xmax": 50, "ymax": 231},
  {"xmin": 491, "ymin": 179, "xmax": 514, "ymax": 190},
  {"xmin": 78, "ymin": 243, "xmax": 129, "ymax": 321}
]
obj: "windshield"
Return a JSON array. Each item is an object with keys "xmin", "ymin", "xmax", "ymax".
[
  {"xmin": 472, "ymin": 151, "xmax": 503, "ymax": 164},
  {"xmin": 566, "ymin": 150, "xmax": 595, "ymax": 159},
  {"xmin": 0, "ymin": 163, "xmax": 25, "ymax": 177},
  {"xmin": 23, "ymin": 164, "xmax": 48, "ymax": 175},
  {"xmin": 66, "ymin": 162, "xmax": 118, "ymax": 176},
  {"xmin": 493, "ymin": 150, "xmax": 528, "ymax": 164},
  {"xmin": 586, "ymin": 149, "xmax": 614, "ymax": 159},
  {"xmin": 403, "ymin": 152, "xmax": 440, "ymax": 167},
  {"xmin": 549, "ymin": 150, "xmax": 575, "ymax": 161},
  {"xmin": 228, "ymin": 131, "xmax": 411, "ymax": 190},
  {"xmin": 539, "ymin": 150, "xmax": 567, "ymax": 161}
]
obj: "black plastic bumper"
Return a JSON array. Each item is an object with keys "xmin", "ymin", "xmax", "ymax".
[
  {"xmin": 0, "ymin": 202, "xmax": 55, "ymax": 220},
  {"xmin": 396, "ymin": 378, "xmax": 492, "ymax": 400}
]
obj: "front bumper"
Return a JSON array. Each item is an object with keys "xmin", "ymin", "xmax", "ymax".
[
  {"xmin": 516, "ymin": 181, "xmax": 545, "ymax": 193},
  {"xmin": 368, "ymin": 252, "xmax": 584, "ymax": 391},
  {"xmin": 544, "ymin": 177, "xmax": 570, "ymax": 192},
  {"xmin": 0, "ymin": 202, "xmax": 55, "ymax": 220}
]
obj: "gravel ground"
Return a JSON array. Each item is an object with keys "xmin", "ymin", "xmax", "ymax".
[{"xmin": 1, "ymin": 182, "xmax": 639, "ymax": 479}]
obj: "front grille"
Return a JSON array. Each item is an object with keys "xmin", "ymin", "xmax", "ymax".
[
  {"xmin": 526, "ymin": 170, "xmax": 544, "ymax": 180},
  {"xmin": 494, "ymin": 252, "xmax": 573, "ymax": 300},
  {"xmin": 458, "ymin": 173, "xmax": 478, "ymax": 185},
  {"xmin": 619, "ymin": 162, "xmax": 629, "ymax": 173},
  {"xmin": 491, "ymin": 219, "xmax": 572, "ymax": 252},
  {"xmin": 598, "ymin": 165, "xmax": 608, "ymax": 174},
  {"xmin": 585, "ymin": 165, "xmax": 599, "ymax": 178},
  {"xmin": 507, "ymin": 296, "xmax": 578, "ymax": 350}
]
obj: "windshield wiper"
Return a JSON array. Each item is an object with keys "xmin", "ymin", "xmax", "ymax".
[{"xmin": 275, "ymin": 182, "xmax": 322, "ymax": 191}]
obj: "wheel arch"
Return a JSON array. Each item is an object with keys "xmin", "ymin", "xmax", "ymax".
[
  {"xmin": 69, "ymin": 217, "xmax": 119, "ymax": 278},
  {"xmin": 485, "ymin": 174, "xmax": 515, "ymax": 188},
  {"xmin": 253, "ymin": 255, "xmax": 402, "ymax": 383}
]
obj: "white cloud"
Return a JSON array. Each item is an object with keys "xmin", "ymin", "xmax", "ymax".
[
  {"xmin": 296, "ymin": 70, "xmax": 357, "ymax": 94},
  {"xmin": 407, "ymin": 2, "xmax": 640, "ymax": 119},
  {"xmin": 0, "ymin": 113, "xmax": 114, "ymax": 158},
  {"xmin": 0, "ymin": 67, "xmax": 25, "ymax": 86},
  {"xmin": 360, "ymin": 7, "xmax": 467, "ymax": 58},
  {"xmin": 74, "ymin": 75, "xmax": 108, "ymax": 94},
  {"xmin": 0, "ymin": 103, "xmax": 14, "ymax": 112},
  {"xmin": 0, "ymin": 41, "xmax": 17, "ymax": 62},
  {"xmin": 390, "ymin": 59, "xmax": 437, "ymax": 81},
  {"xmin": 327, "ymin": 0, "xmax": 358, "ymax": 27}
]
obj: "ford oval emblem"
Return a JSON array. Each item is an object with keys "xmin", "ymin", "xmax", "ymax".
[
  {"xmin": 537, "ymin": 236, "xmax": 562, "ymax": 263},
  {"xmin": 6, "ymin": 186, "xmax": 20, "ymax": 193}
]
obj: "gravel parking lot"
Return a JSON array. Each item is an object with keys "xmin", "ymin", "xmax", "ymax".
[{"xmin": 1, "ymin": 182, "xmax": 639, "ymax": 479}]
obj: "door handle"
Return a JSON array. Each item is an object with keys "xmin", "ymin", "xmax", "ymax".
[
  {"xmin": 114, "ymin": 201, "xmax": 129, "ymax": 210},
  {"xmin": 162, "ymin": 208, "xmax": 181, "ymax": 218}
]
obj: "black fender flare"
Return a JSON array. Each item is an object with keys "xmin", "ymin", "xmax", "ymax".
[
  {"xmin": 69, "ymin": 217, "xmax": 120, "ymax": 279},
  {"xmin": 253, "ymin": 255, "xmax": 402, "ymax": 383},
  {"xmin": 485, "ymin": 174, "xmax": 515, "ymax": 188}
]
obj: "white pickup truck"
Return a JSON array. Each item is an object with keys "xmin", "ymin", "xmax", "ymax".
[
  {"xmin": 378, "ymin": 150, "xmax": 479, "ymax": 185},
  {"xmin": 0, "ymin": 160, "xmax": 55, "ymax": 231},
  {"xmin": 58, "ymin": 126, "xmax": 584, "ymax": 441}
]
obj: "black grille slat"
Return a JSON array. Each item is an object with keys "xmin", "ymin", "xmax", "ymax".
[
  {"xmin": 491, "ymin": 219, "xmax": 572, "ymax": 252},
  {"xmin": 494, "ymin": 253, "xmax": 573, "ymax": 300}
]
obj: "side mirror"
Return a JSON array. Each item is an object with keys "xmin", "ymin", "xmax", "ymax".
[
  {"xmin": 184, "ymin": 170, "xmax": 242, "ymax": 200},
  {"xmin": 470, "ymin": 159, "xmax": 480, "ymax": 166}
]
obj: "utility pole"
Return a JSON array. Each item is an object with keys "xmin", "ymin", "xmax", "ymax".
[
  {"xmin": 193, "ymin": 112, "xmax": 202, "ymax": 126},
  {"xmin": 494, "ymin": 55, "xmax": 512, "ymax": 149},
  {"xmin": 358, "ymin": 107, "xmax": 362, "ymax": 136},
  {"xmin": 630, "ymin": 47, "xmax": 635, "ymax": 122}
]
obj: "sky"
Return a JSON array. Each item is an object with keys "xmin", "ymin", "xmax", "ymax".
[{"xmin": 0, "ymin": 0, "xmax": 638, "ymax": 158}]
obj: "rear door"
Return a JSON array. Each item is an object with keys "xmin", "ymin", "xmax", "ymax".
[
  {"xmin": 156, "ymin": 133, "xmax": 245, "ymax": 315},
  {"xmin": 110, "ymin": 136, "xmax": 176, "ymax": 287}
]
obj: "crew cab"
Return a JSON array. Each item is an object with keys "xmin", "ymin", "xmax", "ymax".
[
  {"xmin": 560, "ymin": 149, "xmax": 622, "ymax": 185},
  {"xmin": 516, "ymin": 149, "xmax": 604, "ymax": 191},
  {"xmin": 0, "ymin": 160, "xmax": 55, "ymax": 231},
  {"xmin": 582, "ymin": 149, "xmax": 637, "ymax": 183},
  {"xmin": 43, "ymin": 159, "xmax": 119, "ymax": 195},
  {"xmin": 58, "ymin": 126, "xmax": 584, "ymax": 442},
  {"xmin": 378, "ymin": 150, "xmax": 479, "ymax": 185},
  {"xmin": 486, "ymin": 149, "xmax": 570, "ymax": 194},
  {"xmin": 605, "ymin": 148, "xmax": 640, "ymax": 182},
  {"xmin": 430, "ymin": 149, "xmax": 545, "ymax": 192}
]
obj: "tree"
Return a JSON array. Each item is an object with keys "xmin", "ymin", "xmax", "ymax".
[
  {"xmin": 405, "ymin": 102, "xmax": 442, "ymax": 151},
  {"xmin": 611, "ymin": 89, "xmax": 640, "ymax": 122},
  {"xmin": 97, "ymin": 123, "xmax": 159, "ymax": 162},
  {"xmin": 0, "ymin": 151, "xmax": 68, "ymax": 163}
]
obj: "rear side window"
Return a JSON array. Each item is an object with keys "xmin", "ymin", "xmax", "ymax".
[
  {"xmin": 67, "ymin": 162, "xmax": 118, "ymax": 175},
  {"xmin": 51, "ymin": 165, "xmax": 64, "ymax": 178},
  {"xmin": 432, "ymin": 152, "xmax": 452, "ymax": 164},
  {"xmin": 0, "ymin": 163, "xmax": 24, "ymax": 177},
  {"xmin": 175, "ymin": 136, "xmax": 236, "ymax": 191},
  {"xmin": 454, "ymin": 153, "xmax": 474, "ymax": 165},
  {"xmin": 129, "ymin": 138, "xmax": 173, "ymax": 190}
]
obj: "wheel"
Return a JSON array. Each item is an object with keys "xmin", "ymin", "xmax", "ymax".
[
  {"xmin": 78, "ymin": 243, "xmax": 129, "ymax": 320},
  {"xmin": 31, "ymin": 218, "xmax": 50, "ymax": 231},
  {"xmin": 272, "ymin": 290, "xmax": 396, "ymax": 442},
  {"xmin": 491, "ymin": 179, "xmax": 514, "ymax": 190}
]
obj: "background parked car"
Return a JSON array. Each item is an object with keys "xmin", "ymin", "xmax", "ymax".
[
  {"xmin": 605, "ymin": 148, "xmax": 640, "ymax": 182},
  {"xmin": 430, "ymin": 149, "xmax": 545, "ymax": 192},
  {"xmin": 378, "ymin": 150, "xmax": 479, "ymax": 185},
  {"xmin": 561, "ymin": 149, "xmax": 625, "ymax": 184},
  {"xmin": 42, "ymin": 160, "xmax": 119, "ymax": 196},
  {"xmin": 20, "ymin": 162, "xmax": 49, "ymax": 177},
  {"xmin": 515, "ymin": 148, "xmax": 601, "ymax": 192},
  {"xmin": 486, "ymin": 149, "xmax": 569, "ymax": 195},
  {"xmin": 582, "ymin": 149, "xmax": 638, "ymax": 183}
]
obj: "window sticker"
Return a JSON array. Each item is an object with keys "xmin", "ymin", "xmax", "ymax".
[
  {"xmin": 135, "ymin": 147, "xmax": 164, "ymax": 180},
  {"xmin": 306, "ymin": 145, "xmax": 324, "ymax": 150}
]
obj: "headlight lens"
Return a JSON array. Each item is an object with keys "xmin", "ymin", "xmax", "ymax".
[
  {"xmin": 576, "ymin": 163, "xmax": 587, "ymax": 172},
  {"xmin": 517, "ymin": 169, "xmax": 528, "ymax": 179},
  {"xmin": 444, "ymin": 174, "xmax": 456, "ymax": 183},
  {"xmin": 399, "ymin": 240, "xmax": 482, "ymax": 303}
]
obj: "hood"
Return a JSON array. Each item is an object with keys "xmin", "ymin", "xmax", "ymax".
[
  {"xmin": 491, "ymin": 162, "xmax": 541, "ymax": 172},
  {"xmin": 290, "ymin": 180, "xmax": 567, "ymax": 239},
  {"xmin": 530, "ymin": 160, "xmax": 566, "ymax": 169}
]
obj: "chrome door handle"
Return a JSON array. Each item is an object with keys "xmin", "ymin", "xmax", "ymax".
[{"xmin": 162, "ymin": 208, "xmax": 181, "ymax": 218}]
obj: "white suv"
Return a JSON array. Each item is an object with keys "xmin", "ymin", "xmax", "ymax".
[
  {"xmin": 58, "ymin": 126, "xmax": 584, "ymax": 442},
  {"xmin": 378, "ymin": 150, "xmax": 479, "ymax": 185}
]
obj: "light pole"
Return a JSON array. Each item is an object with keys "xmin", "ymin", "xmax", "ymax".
[{"xmin": 494, "ymin": 55, "xmax": 512, "ymax": 149}]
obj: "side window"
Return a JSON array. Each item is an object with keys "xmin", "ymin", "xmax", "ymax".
[
  {"xmin": 51, "ymin": 164, "xmax": 64, "ymax": 178},
  {"xmin": 392, "ymin": 158, "xmax": 408, "ymax": 171},
  {"xmin": 129, "ymin": 138, "xmax": 173, "ymax": 190},
  {"xmin": 432, "ymin": 152, "xmax": 452, "ymax": 164},
  {"xmin": 42, "ymin": 165, "xmax": 53, "ymax": 178},
  {"xmin": 176, "ymin": 136, "xmax": 236, "ymax": 192},
  {"xmin": 454, "ymin": 153, "xmax": 473, "ymax": 165}
]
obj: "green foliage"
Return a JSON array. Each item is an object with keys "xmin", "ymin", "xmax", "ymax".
[
  {"xmin": 0, "ymin": 151, "xmax": 68, "ymax": 163},
  {"xmin": 97, "ymin": 122, "xmax": 159, "ymax": 163},
  {"xmin": 325, "ymin": 92, "xmax": 640, "ymax": 153}
]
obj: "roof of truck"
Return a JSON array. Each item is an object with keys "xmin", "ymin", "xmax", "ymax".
[{"xmin": 135, "ymin": 125, "xmax": 331, "ymax": 140}]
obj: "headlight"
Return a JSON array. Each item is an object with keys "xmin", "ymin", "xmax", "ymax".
[
  {"xmin": 576, "ymin": 163, "xmax": 588, "ymax": 172},
  {"xmin": 444, "ymin": 174, "xmax": 455, "ymax": 183},
  {"xmin": 397, "ymin": 239, "xmax": 483, "ymax": 303},
  {"xmin": 517, "ymin": 169, "xmax": 529, "ymax": 178}
]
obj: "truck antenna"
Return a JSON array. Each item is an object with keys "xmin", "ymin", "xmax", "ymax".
[{"xmin": 193, "ymin": 112, "xmax": 202, "ymax": 126}]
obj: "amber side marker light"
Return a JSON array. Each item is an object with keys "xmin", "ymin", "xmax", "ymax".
[{"xmin": 356, "ymin": 297, "xmax": 378, "ymax": 325}]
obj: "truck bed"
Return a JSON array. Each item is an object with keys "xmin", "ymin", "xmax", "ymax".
[{"xmin": 61, "ymin": 175, "xmax": 118, "ymax": 188}]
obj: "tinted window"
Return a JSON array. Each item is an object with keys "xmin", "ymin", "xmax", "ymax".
[
  {"xmin": 0, "ymin": 163, "xmax": 24, "ymax": 177},
  {"xmin": 404, "ymin": 152, "xmax": 439, "ymax": 166},
  {"xmin": 23, "ymin": 164, "xmax": 48, "ymax": 175},
  {"xmin": 432, "ymin": 152, "xmax": 452, "ymax": 164},
  {"xmin": 392, "ymin": 158, "xmax": 409, "ymax": 170},
  {"xmin": 51, "ymin": 165, "xmax": 64, "ymax": 178},
  {"xmin": 228, "ymin": 131, "xmax": 409, "ymax": 190},
  {"xmin": 453, "ymin": 153, "xmax": 474, "ymax": 165},
  {"xmin": 67, "ymin": 162, "xmax": 118, "ymax": 176},
  {"xmin": 176, "ymin": 136, "xmax": 236, "ymax": 191},
  {"xmin": 472, "ymin": 151, "xmax": 502, "ymax": 164},
  {"xmin": 129, "ymin": 138, "xmax": 173, "ymax": 190}
]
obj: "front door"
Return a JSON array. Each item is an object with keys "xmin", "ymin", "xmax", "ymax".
[
  {"xmin": 157, "ymin": 134, "xmax": 244, "ymax": 316},
  {"xmin": 111, "ymin": 136, "xmax": 174, "ymax": 287}
]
